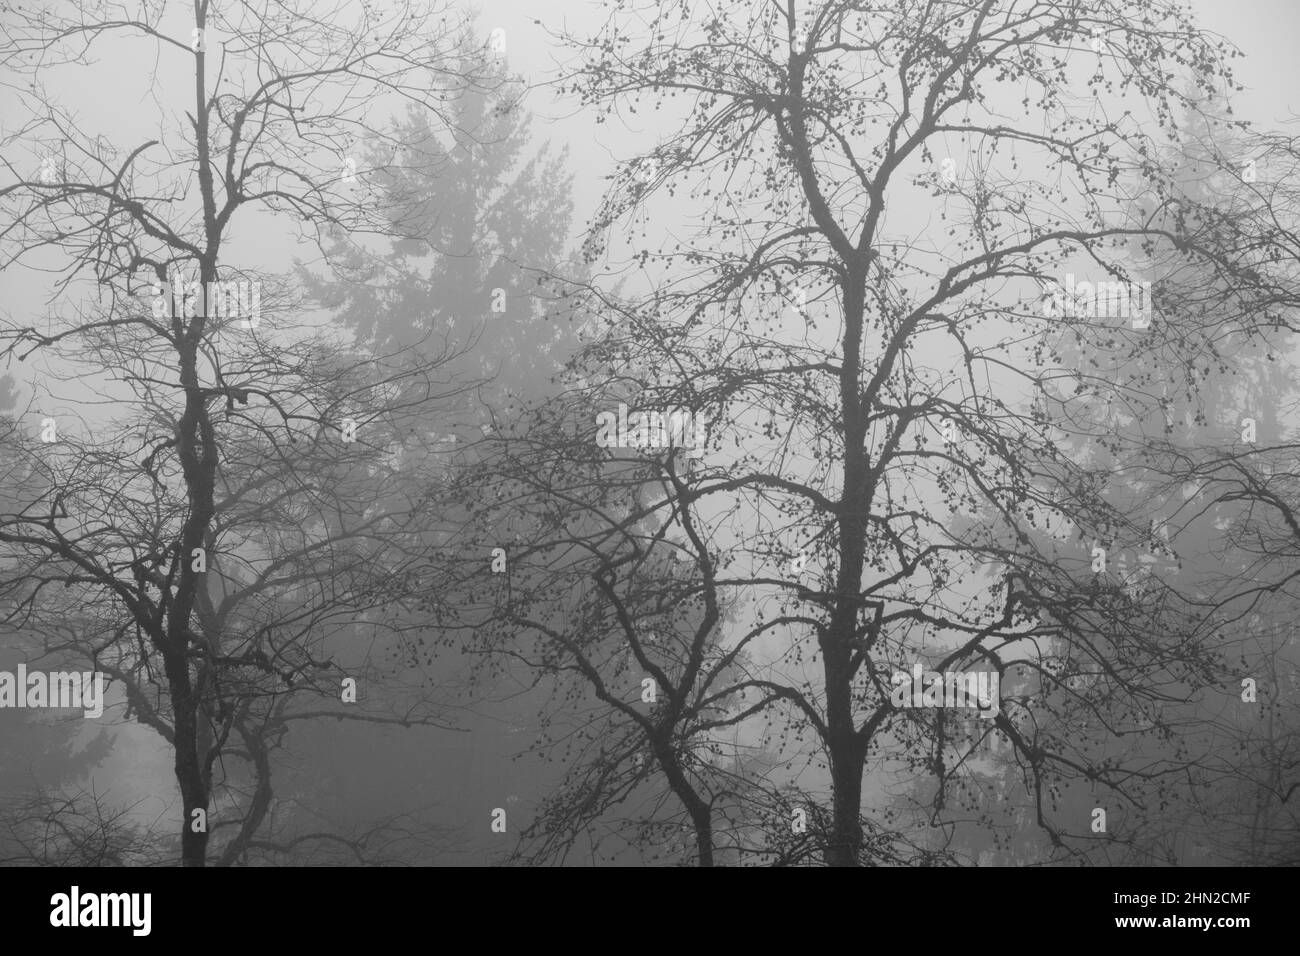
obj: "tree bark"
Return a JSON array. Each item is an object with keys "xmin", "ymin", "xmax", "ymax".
[
  {"xmin": 654, "ymin": 740, "xmax": 715, "ymax": 866},
  {"xmin": 824, "ymin": 254, "xmax": 872, "ymax": 866}
]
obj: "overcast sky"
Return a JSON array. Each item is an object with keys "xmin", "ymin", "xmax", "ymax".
[
  {"xmin": 3, "ymin": 0, "xmax": 1297, "ymax": 366},
  {"xmin": 2, "ymin": 0, "xmax": 1298, "ymax": 868}
]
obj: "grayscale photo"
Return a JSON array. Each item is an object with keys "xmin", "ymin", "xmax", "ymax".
[{"xmin": 0, "ymin": 0, "xmax": 1296, "ymax": 896}]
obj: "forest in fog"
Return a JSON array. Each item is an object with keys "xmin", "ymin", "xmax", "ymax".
[{"xmin": 1, "ymin": 0, "xmax": 1299, "ymax": 866}]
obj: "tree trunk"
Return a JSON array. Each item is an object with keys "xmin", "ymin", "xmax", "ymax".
[
  {"xmin": 655, "ymin": 741, "xmax": 715, "ymax": 866},
  {"xmin": 823, "ymin": 254, "xmax": 872, "ymax": 866},
  {"xmin": 163, "ymin": 649, "xmax": 209, "ymax": 867},
  {"xmin": 827, "ymin": 730, "xmax": 866, "ymax": 866}
]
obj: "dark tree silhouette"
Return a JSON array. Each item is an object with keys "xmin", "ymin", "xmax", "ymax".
[
  {"xmin": 0, "ymin": 0, "xmax": 497, "ymax": 866},
  {"xmin": 543, "ymin": 0, "xmax": 1299, "ymax": 865}
]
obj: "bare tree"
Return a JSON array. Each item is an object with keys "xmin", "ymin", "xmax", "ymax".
[
  {"xmin": 0, "ymin": 0, "xmax": 497, "ymax": 866},
  {"xmin": 543, "ymin": 0, "xmax": 1298, "ymax": 865}
]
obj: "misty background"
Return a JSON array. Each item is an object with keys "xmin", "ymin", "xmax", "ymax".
[{"xmin": 2, "ymin": 0, "xmax": 1300, "ymax": 866}]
